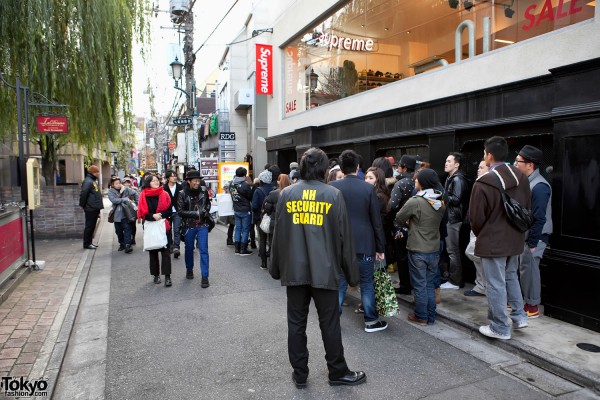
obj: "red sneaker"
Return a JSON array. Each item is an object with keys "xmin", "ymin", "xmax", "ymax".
[{"xmin": 524, "ymin": 304, "xmax": 539, "ymax": 319}]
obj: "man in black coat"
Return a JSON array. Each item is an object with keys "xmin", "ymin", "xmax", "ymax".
[
  {"xmin": 79, "ymin": 165, "xmax": 104, "ymax": 249},
  {"xmin": 164, "ymin": 169, "xmax": 184, "ymax": 258},
  {"xmin": 270, "ymin": 147, "xmax": 365, "ymax": 388},
  {"xmin": 331, "ymin": 150, "xmax": 387, "ymax": 333}
]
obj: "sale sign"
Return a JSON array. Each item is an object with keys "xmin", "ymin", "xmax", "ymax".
[
  {"xmin": 36, "ymin": 116, "xmax": 69, "ymax": 133},
  {"xmin": 256, "ymin": 44, "xmax": 273, "ymax": 95}
]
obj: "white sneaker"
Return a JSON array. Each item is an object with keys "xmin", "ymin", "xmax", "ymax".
[
  {"xmin": 479, "ymin": 325, "xmax": 511, "ymax": 340},
  {"xmin": 440, "ymin": 282, "xmax": 459, "ymax": 289},
  {"xmin": 514, "ymin": 320, "xmax": 529, "ymax": 329}
]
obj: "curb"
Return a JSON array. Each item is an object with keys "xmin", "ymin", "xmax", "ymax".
[{"xmin": 394, "ymin": 294, "xmax": 600, "ymax": 394}]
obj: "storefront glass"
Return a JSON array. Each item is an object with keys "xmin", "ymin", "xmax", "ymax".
[{"xmin": 283, "ymin": 0, "xmax": 595, "ymax": 117}]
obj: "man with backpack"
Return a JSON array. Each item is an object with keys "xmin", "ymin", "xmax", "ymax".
[{"xmin": 470, "ymin": 136, "xmax": 531, "ymax": 340}]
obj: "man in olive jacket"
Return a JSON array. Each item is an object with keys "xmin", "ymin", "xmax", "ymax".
[
  {"xmin": 79, "ymin": 165, "xmax": 104, "ymax": 249},
  {"xmin": 470, "ymin": 136, "xmax": 531, "ymax": 340},
  {"xmin": 270, "ymin": 148, "xmax": 365, "ymax": 388}
]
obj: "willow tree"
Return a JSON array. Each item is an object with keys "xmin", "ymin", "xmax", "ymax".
[{"xmin": 0, "ymin": 0, "xmax": 149, "ymax": 182}]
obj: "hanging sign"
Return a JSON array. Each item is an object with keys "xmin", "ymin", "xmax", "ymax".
[
  {"xmin": 36, "ymin": 116, "xmax": 69, "ymax": 133},
  {"xmin": 256, "ymin": 44, "xmax": 273, "ymax": 95}
]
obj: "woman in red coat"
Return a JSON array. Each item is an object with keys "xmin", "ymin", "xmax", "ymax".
[{"xmin": 137, "ymin": 174, "xmax": 173, "ymax": 287}]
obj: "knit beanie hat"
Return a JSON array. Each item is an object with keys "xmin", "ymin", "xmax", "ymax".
[
  {"xmin": 415, "ymin": 168, "xmax": 440, "ymax": 190},
  {"xmin": 258, "ymin": 170, "xmax": 272, "ymax": 184},
  {"xmin": 88, "ymin": 165, "xmax": 100, "ymax": 174}
]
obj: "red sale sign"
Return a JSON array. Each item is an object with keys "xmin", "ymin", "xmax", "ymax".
[{"xmin": 256, "ymin": 44, "xmax": 273, "ymax": 95}]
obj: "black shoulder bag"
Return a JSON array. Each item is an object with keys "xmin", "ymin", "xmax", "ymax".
[{"xmin": 491, "ymin": 169, "xmax": 533, "ymax": 233}]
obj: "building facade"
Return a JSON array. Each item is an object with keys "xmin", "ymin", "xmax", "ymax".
[{"xmin": 264, "ymin": 0, "xmax": 600, "ymax": 332}]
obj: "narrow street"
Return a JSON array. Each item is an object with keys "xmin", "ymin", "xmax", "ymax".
[{"xmin": 52, "ymin": 220, "xmax": 584, "ymax": 399}]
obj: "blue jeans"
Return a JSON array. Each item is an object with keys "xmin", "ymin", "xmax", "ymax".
[
  {"xmin": 338, "ymin": 254, "xmax": 378, "ymax": 324},
  {"xmin": 114, "ymin": 220, "xmax": 133, "ymax": 246},
  {"xmin": 184, "ymin": 226, "xmax": 209, "ymax": 277},
  {"xmin": 408, "ymin": 251, "xmax": 439, "ymax": 323},
  {"xmin": 234, "ymin": 211, "xmax": 252, "ymax": 244},
  {"xmin": 482, "ymin": 256, "xmax": 528, "ymax": 336}
]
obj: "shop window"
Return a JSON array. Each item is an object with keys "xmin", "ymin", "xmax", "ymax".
[
  {"xmin": 283, "ymin": 0, "xmax": 595, "ymax": 117},
  {"xmin": 562, "ymin": 135, "xmax": 600, "ymax": 241}
]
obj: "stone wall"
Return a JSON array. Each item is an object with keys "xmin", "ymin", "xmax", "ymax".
[{"xmin": 0, "ymin": 186, "xmax": 86, "ymax": 239}]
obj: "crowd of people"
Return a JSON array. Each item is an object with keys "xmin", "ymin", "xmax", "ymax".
[{"xmin": 77, "ymin": 136, "xmax": 552, "ymax": 387}]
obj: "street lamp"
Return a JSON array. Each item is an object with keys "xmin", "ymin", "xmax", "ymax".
[
  {"xmin": 309, "ymin": 69, "xmax": 319, "ymax": 93},
  {"xmin": 170, "ymin": 57, "xmax": 184, "ymax": 87}
]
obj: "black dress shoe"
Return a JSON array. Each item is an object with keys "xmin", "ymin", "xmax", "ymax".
[
  {"xmin": 186, "ymin": 269, "xmax": 194, "ymax": 279},
  {"xmin": 329, "ymin": 371, "xmax": 366, "ymax": 386},
  {"xmin": 292, "ymin": 373, "xmax": 306, "ymax": 389},
  {"xmin": 173, "ymin": 249, "xmax": 180, "ymax": 258}
]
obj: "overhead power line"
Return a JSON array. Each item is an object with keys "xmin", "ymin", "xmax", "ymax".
[{"xmin": 193, "ymin": 0, "xmax": 240, "ymax": 56}]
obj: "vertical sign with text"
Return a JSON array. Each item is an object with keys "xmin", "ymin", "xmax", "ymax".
[
  {"xmin": 284, "ymin": 47, "xmax": 304, "ymax": 117},
  {"xmin": 256, "ymin": 44, "xmax": 273, "ymax": 95}
]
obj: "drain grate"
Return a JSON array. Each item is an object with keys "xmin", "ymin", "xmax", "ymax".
[{"xmin": 576, "ymin": 343, "xmax": 600, "ymax": 353}]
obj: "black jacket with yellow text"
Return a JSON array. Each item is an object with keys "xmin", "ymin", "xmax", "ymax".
[{"xmin": 269, "ymin": 180, "xmax": 359, "ymax": 290}]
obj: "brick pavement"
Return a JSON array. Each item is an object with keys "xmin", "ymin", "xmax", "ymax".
[{"xmin": 0, "ymin": 233, "xmax": 96, "ymax": 395}]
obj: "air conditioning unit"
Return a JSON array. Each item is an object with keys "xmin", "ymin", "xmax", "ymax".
[{"xmin": 234, "ymin": 89, "xmax": 254, "ymax": 110}]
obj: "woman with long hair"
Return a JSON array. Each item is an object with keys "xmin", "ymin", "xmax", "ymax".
[
  {"xmin": 137, "ymin": 174, "xmax": 173, "ymax": 287},
  {"xmin": 260, "ymin": 174, "xmax": 291, "ymax": 269}
]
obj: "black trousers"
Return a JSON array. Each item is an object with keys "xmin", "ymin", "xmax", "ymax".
[
  {"xmin": 149, "ymin": 248, "xmax": 171, "ymax": 276},
  {"xmin": 83, "ymin": 210, "xmax": 100, "ymax": 247},
  {"xmin": 286, "ymin": 286, "xmax": 349, "ymax": 382},
  {"xmin": 257, "ymin": 228, "xmax": 271, "ymax": 266},
  {"xmin": 227, "ymin": 224, "xmax": 234, "ymax": 241},
  {"xmin": 394, "ymin": 234, "xmax": 411, "ymax": 290}
]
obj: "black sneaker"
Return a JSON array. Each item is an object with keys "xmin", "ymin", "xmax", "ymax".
[
  {"xmin": 186, "ymin": 269, "xmax": 194, "ymax": 279},
  {"xmin": 364, "ymin": 321, "xmax": 388, "ymax": 333},
  {"xmin": 124, "ymin": 245, "xmax": 133, "ymax": 254},
  {"xmin": 84, "ymin": 244, "xmax": 97, "ymax": 250},
  {"xmin": 201, "ymin": 277, "xmax": 209, "ymax": 288},
  {"xmin": 260, "ymin": 264, "xmax": 267, "ymax": 270},
  {"xmin": 153, "ymin": 275, "xmax": 161, "ymax": 284},
  {"xmin": 165, "ymin": 276, "xmax": 172, "ymax": 287},
  {"xmin": 226, "ymin": 239, "xmax": 234, "ymax": 246},
  {"xmin": 173, "ymin": 248, "xmax": 180, "ymax": 258},
  {"xmin": 118, "ymin": 245, "xmax": 125, "ymax": 251}
]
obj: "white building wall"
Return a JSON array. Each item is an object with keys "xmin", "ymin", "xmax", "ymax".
[{"xmin": 267, "ymin": 0, "xmax": 600, "ymax": 137}]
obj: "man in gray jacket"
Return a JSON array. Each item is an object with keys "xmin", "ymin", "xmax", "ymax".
[
  {"xmin": 270, "ymin": 148, "xmax": 366, "ymax": 388},
  {"xmin": 108, "ymin": 177, "xmax": 139, "ymax": 253}
]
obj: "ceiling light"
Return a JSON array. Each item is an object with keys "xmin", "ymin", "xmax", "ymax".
[
  {"xmin": 504, "ymin": 7, "xmax": 515, "ymax": 18},
  {"xmin": 495, "ymin": 39, "xmax": 515, "ymax": 44},
  {"xmin": 586, "ymin": 1, "xmax": 595, "ymax": 5},
  {"xmin": 361, "ymin": 24, "xmax": 365, "ymax": 28},
  {"xmin": 384, "ymin": 27, "xmax": 389, "ymax": 31},
  {"xmin": 464, "ymin": 1, "xmax": 474, "ymax": 10},
  {"xmin": 449, "ymin": 0, "xmax": 459, "ymax": 8}
]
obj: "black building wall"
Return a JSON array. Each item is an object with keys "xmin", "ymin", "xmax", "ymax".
[{"xmin": 267, "ymin": 57, "xmax": 600, "ymax": 332}]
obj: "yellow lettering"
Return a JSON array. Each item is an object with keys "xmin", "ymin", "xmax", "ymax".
[
  {"xmin": 309, "ymin": 201, "xmax": 315, "ymax": 213},
  {"xmin": 286, "ymin": 202, "xmax": 292, "ymax": 213},
  {"xmin": 291, "ymin": 201, "xmax": 297, "ymax": 212},
  {"xmin": 293, "ymin": 213, "xmax": 299, "ymax": 224},
  {"xmin": 317, "ymin": 214, "xmax": 323, "ymax": 225},
  {"xmin": 309, "ymin": 214, "xmax": 317, "ymax": 225},
  {"xmin": 309, "ymin": 190, "xmax": 316, "ymax": 200},
  {"xmin": 302, "ymin": 190, "xmax": 310, "ymax": 200},
  {"xmin": 325, "ymin": 203, "xmax": 332, "ymax": 214}
]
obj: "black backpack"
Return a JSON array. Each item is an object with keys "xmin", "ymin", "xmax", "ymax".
[{"xmin": 491, "ymin": 170, "xmax": 533, "ymax": 233}]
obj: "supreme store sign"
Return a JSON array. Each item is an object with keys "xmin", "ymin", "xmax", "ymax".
[
  {"xmin": 36, "ymin": 115, "xmax": 69, "ymax": 133},
  {"xmin": 256, "ymin": 44, "xmax": 273, "ymax": 95}
]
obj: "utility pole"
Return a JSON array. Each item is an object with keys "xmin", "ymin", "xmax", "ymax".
[{"xmin": 182, "ymin": 5, "xmax": 199, "ymax": 169}]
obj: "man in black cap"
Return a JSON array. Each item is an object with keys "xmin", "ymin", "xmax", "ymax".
[
  {"xmin": 395, "ymin": 168, "xmax": 446, "ymax": 325},
  {"xmin": 389, "ymin": 154, "xmax": 417, "ymax": 294},
  {"xmin": 177, "ymin": 170, "xmax": 212, "ymax": 287},
  {"xmin": 514, "ymin": 145, "xmax": 552, "ymax": 319}
]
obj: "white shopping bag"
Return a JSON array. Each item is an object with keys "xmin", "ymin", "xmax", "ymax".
[
  {"xmin": 143, "ymin": 220, "xmax": 168, "ymax": 251},
  {"xmin": 216, "ymin": 193, "xmax": 234, "ymax": 217}
]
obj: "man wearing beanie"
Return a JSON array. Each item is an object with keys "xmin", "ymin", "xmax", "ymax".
[
  {"xmin": 252, "ymin": 169, "xmax": 274, "ymax": 269},
  {"xmin": 514, "ymin": 145, "xmax": 552, "ymax": 319},
  {"xmin": 79, "ymin": 165, "xmax": 104, "ymax": 249},
  {"xmin": 395, "ymin": 168, "xmax": 446, "ymax": 325}
]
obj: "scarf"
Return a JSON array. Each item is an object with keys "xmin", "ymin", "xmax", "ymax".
[
  {"xmin": 137, "ymin": 186, "xmax": 171, "ymax": 230},
  {"xmin": 416, "ymin": 188, "xmax": 444, "ymax": 211}
]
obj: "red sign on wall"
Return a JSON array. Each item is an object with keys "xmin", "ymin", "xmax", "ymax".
[
  {"xmin": 36, "ymin": 116, "xmax": 69, "ymax": 133},
  {"xmin": 0, "ymin": 218, "xmax": 24, "ymax": 275},
  {"xmin": 256, "ymin": 44, "xmax": 273, "ymax": 95}
]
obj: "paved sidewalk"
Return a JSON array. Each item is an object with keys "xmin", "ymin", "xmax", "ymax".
[
  {"xmin": 0, "ymin": 222, "xmax": 101, "ymax": 397},
  {"xmin": 394, "ymin": 285, "xmax": 600, "ymax": 393}
]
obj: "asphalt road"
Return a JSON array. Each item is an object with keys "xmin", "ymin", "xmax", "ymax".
[{"xmin": 104, "ymin": 225, "xmax": 550, "ymax": 400}]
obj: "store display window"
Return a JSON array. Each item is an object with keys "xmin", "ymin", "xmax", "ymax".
[{"xmin": 283, "ymin": 0, "xmax": 594, "ymax": 117}]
